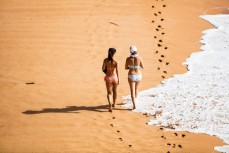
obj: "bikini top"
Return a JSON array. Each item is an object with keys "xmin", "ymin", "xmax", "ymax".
[
  {"xmin": 106, "ymin": 67, "xmax": 114, "ymax": 71},
  {"xmin": 128, "ymin": 65, "xmax": 140, "ymax": 69},
  {"xmin": 106, "ymin": 67, "xmax": 115, "ymax": 75},
  {"xmin": 129, "ymin": 54, "xmax": 140, "ymax": 69}
]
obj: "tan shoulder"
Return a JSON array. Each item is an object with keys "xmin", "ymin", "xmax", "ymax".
[
  {"xmin": 103, "ymin": 58, "xmax": 109, "ymax": 63},
  {"xmin": 113, "ymin": 59, "xmax": 118, "ymax": 65}
]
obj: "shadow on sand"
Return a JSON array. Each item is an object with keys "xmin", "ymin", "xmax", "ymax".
[{"xmin": 22, "ymin": 104, "xmax": 129, "ymax": 115}]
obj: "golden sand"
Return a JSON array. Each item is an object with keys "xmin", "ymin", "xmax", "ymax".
[{"xmin": 0, "ymin": 0, "xmax": 228, "ymax": 152}]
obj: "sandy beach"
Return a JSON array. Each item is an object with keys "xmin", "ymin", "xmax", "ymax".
[{"xmin": 0, "ymin": 0, "xmax": 229, "ymax": 152}]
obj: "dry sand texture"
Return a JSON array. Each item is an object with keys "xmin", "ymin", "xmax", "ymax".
[{"xmin": 0, "ymin": 0, "xmax": 228, "ymax": 152}]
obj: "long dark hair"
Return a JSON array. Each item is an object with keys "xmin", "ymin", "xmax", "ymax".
[{"xmin": 108, "ymin": 48, "xmax": 116, "ymax": 63}]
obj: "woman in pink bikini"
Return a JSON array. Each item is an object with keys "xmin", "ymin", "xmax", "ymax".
[
  {"xmin": 125, "ymin": 46, "xmax": 144, "ymax": 109},
  {"xmin": 102, "ymin": 48, "xmax": 120, "ymax": 112}
]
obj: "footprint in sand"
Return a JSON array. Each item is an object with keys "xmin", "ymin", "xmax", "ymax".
[
  {"xmin": 110, "ymin": 124, "xmax": 114, "ymax": 127},
  {"xmin": 167, "ymin": 143, "xmax": 171, "ymax": 146},
  {"xmin": 159, "ymin": 39, "xmax": 163, "ymax": 42},
  {"xmin": 161, "ymin": 18, "xmax": 164, "ymax": 21},
  {"xmin": 166, "ymin": 62, "xmax": 169, "ymax": 65},
  {"xmin": 161, "ymin": 55, "xmax": 165, "ymax": 58},
  {"xmin": 160, "ymin": 127, "xmax": 163, "ymax": 130},
  {"xmin": 109, "ymin": 22, "xmax": 119, "ymax": 26},
  {"xmin": 161, "ymin": 76, "xmax": 165, "ymax": 79},
  {"xmin": 154, "ymin": 13, "xmax": 157, "ymax": 16},
  {"xmin": 178, "ymin": 144, "xmax": 182, "ymax": 148},
  {"xmin": 163, "ymin": 5, "xmax": 166, "ymax": 7},
  {"xmin": 172, "ymin": 144, "xmax": 176, "ymax": 148},
  {"xmin": 117, "ymin": 130, "xmax": 120, "ymax": 133},
  {"xmin": 26, "ymin": 82, "xmax": 35, "ymax": 85},
  {"xmin": 155, "ymin": 51, "xmax": 159, "ymax": 53},
  {"xmin": 159, "ymin": 59, "xmax": 163, "ymax": 62},
  {"xmin": 174, "ymin": 132, "xmax": 178, "ymax": 136},
  {"xmin": 152, "ymin": 20, "xmax": 155, "ymax": 23},
  {"xmin": 143, "ymin": 113, "xmax": 151, "ymax": 117},
  {"xmin": 158, "ymin": 25, "xmax": 162, "ymax": 28},
  {"xmin": 165, "ymin": 47, "xmax": 168, "ymax": 49},
  {"xmin": 156, "ymin": 28, "xmax": 159, "ymax": 31},
  {"xmin": 157, "ymin": 67, "xmax": 160, "ymax": 70},
  {"xmin": 158, "ymin": 11, "xmax": 162, "ymax": 14},
  {"xmin": 158, "ymin": 44, "xmax": 162, "ymax": 47},
  {"xmin": 119, "ymin": 138, "xmax": 123, "ymax": 141},
  {"xmin": 152, "ymin": 5, "xmax": 154, "ymax": 8},
  {"xmin": 167, "ymin": 151, "xmax": 170, "ymax": 153},
  {"xmin": 129, "ymin": 145, "xmax": 132, "ymax": 147},
  {"xmin": 162, "ymin": 32, "xmax": 165, "ymax": 35},
  {"xmin": 163, "ymin": 71, "xmax": 167, "ymax": 74},
  {"xmin": 182, "ymin": 134, "xmax": 186, "ymax": 138},
  {"xmin": 154, "ymin": 36, "xmax": 157, "ymax": 39}
]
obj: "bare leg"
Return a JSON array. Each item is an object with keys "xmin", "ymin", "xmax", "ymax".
[
  {"xmin": 135, "ymin": 81, "xmax": 140, "ymax": 99},
  {"xmin": 106, "ymin": 82, "xmax": 113, "ymax": 112},
  {"xmin": 112, "ymin": 83, "xmax": 117, "ymax": 107},
  {"xmin": 128, "ymin": 79, "xmax": 136, "ymax": 109}
]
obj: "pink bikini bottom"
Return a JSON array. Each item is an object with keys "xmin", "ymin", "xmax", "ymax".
[{"xmin": 104, "ymin": 75, "xmax": 118, "ymax": 84}]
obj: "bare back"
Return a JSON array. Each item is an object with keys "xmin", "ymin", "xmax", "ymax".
[
  {"xmin": 102, "ymin": 58, "xmax": 118, "ymax": 76},
  {"xmin": 125, "ymin": 56, "xmax": 144, "ymax": 75}
]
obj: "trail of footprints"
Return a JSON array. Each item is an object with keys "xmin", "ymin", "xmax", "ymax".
[
  {"xmin": 152, "ymin": 0, "xmax": 169, "ymax": 79},
  {"xmin": 110, "ymin": 116, "xmax": 133, "ymax": 149},
  {"xmin": 108, "ymin": 1, "xmax": 180, "ymax": 152},
  {"xmin": 153, "ymin": 1, "xmax": 187, "ymax": 152},
  {"xmin": 109, "ymin": 117, "xmax": 186, "ymax": 152},
  {"xmin": 159, "ymin": 128, "xmax": 186, "ymax": 153}
]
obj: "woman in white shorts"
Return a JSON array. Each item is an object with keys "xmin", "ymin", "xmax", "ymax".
[{"xmin": 125, "ymin": 46, "xmax": 144, "ymax": 109}]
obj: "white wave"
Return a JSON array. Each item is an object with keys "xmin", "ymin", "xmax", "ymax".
[{"xmin": 123, "ymin": 14, "xmax": 229, "ymax": 152}]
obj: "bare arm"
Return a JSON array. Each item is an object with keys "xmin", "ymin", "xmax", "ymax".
[
  {"xmin": 140, "ymin": 57, "xmax": 144, "ymax": 69},
  {"xmin": 125, "ymin": 58, "xmax": 129, "ymax": 70},
  {"xmin": 102, "ymin": 59, "xmax": 106, "ymax": 71},
  {"xmin": 116, "ymin": 62, "xmax": 120, "ymax": 84}
]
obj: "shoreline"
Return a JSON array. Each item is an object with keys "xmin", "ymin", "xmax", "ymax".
[{"xmin": 123, "ymin": 13, "xmax": 229, "ymax": 152}]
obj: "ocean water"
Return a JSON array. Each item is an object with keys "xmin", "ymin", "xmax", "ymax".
[{"xmin": 123, "ymin": 14, "xmax": 229, "ymax": 152}]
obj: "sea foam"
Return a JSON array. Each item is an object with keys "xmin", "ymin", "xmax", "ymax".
[{"xmin": 123, "ymin": 14, "xmax": 229, "ymax": 152}]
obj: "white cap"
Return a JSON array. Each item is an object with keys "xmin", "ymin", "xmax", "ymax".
[{"xmin": 130, "ymin": 45, "xmax": 137, "ymax": 53}]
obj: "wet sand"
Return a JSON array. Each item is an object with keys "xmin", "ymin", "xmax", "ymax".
[{"xmin": 0, "ymin": 0, "xmax": 228, "ymax": 152}]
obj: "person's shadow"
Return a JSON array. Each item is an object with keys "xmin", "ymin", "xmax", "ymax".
[{"xmin": 22, "ymin": 104, "xmax": 128, "ymax": 115}]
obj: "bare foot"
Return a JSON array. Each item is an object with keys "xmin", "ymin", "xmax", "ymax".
[
  {"xmin": 112, "ymin": 104, "xmax": 115, "ymax": 107},
  {"xmin": 108, "ymin": 107, "xmax": 112, "ymax": 112}
]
